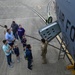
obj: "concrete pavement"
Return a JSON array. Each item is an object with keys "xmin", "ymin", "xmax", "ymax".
[{"xmin": 0, "ymin": 0, "xmax": 72, "ymax": 75}]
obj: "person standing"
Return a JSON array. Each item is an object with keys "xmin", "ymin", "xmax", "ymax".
[
  {"xmin": 2, "ymin": 40, "xmax": 13, "ymax": 68},
  {"xmin": 26, "ymin": 44, "xmax": 33, "ymax": 70},
  {"xmin": 11, "ymin": 21, "xmax": 19, "ymax": 40},
  {"xmin": 4, "ymin": 25, "xmax": 8, "ymax": 34},
  {"xmin": 41, "ymin": 39, "xmax": 48, "ymax": 64},
  {"xmin": 5, "ymin": 28, "xmax": 15, "ymax": 47},
  {"xmin": 18, "ymin": 24, "xmax": 25, "ymax": 42},
  {"xmin": 13, "ymin": 44, "xmax": 20, "ymax": 63},
  {"xmin": 21, "ymin": 35, "xmax": 27, "ymax": 51}
]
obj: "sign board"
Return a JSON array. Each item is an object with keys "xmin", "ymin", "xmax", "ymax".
[{"xmin": 39, "ymin": 21, "xmax": 61, "ymax": 42}]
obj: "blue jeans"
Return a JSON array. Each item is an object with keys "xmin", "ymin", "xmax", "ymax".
[
  {"xmin": 14, "ymin": 33, "xmax": 18, "ymax": 40},
  {"xmin": 28, "ymin": 59, "xmax": 32, "ymax": 68},
  {"xmin": 6, "ymin": 53, "xmax": 12, "ymax": 65},
  {"xmin": 19, "ymin": 36, "xmax": 22, "ymax": 42}
]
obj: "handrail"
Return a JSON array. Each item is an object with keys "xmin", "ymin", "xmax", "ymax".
[{"xmin": 56, "ymin": 35, "xmax": 74, "ymax": 65}]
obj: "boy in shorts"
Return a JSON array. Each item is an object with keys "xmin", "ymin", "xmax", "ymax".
[
  {"xmin": 13, "ymin": 44, "xmax": 20, "ymax": 62},
  {"xmin": 21, "ymin": 35, "xmax": 27, "ymax": 51}
]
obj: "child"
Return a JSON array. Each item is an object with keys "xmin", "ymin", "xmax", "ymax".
[
  {"xmin": 21, "ymin": 35, "xmax": 27, "ymax": 51},
  {"xmin": 25, "ymin": 44, "xmax": 33, "ymax": 70},
  {"xmin": 13, "ymin": 44, "xmax": 20, "ymax": 62}
]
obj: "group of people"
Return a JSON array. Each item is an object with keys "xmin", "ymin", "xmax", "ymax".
[
  {"xmin": 2, "ymin": 21, "xmax": 48, "ymax": 70},
  {"xmin": 2, "ymin": 21, "xmax": 33, "ymax": 70}
]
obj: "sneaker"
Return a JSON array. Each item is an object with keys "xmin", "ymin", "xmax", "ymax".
[
  {"xmin": 11, "ymin": 61, "xmax": 14, "ymax": 64},
  {"xmin": 8, "ymin": 65, "xmax": 13, "ymax": 68},
  {"xmin": 28, "ymin": 67, "xmax": 32, "ymax": 70},
  {"xmin": 42, "ymin": 62, "xmax": 47, "ymax": 64},
  {"xmin": 15, "ymin": 39, "xmax": 18, "ymax": 42},
  {"xmin": 17, "ymin": 60, "xmax": 20, "ymax": 63}
]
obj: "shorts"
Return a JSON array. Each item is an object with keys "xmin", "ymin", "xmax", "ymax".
[
  {"xmin": 9, "ymin": 42, "xmax": 14, "ymax": 47},
  {"xmin": 15, "ymin": 53, "xmax": 19, "ymax": 57},
  {"xmin": 23, "ymin": 44, "xmax": 26, "ymax": 47},
  {"xmin": 8, "ymin": 40, "xmax": 15, "ymax": 47}
]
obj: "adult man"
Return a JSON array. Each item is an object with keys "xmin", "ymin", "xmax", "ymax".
[
  {"xmin": 2, "ymin": 40, "xmax": 13, "ymax": 68},
  {"xmin": 11, "ymin": 21, "xmax": 19, "ymax": 40},
  {"xmin": 41, "ymin": 39, "xmax": 48, "ymax": 64},
  {"xmin": 26, "ymin": 44, "xmax": 33, "ymax": 70},
  {"xmin": 5, "ymin": 28, "xmax": 15, "ymax": 47},
  {"xmin": 18, "ymin": 24, "xmax": 25, "ymax": 42}
]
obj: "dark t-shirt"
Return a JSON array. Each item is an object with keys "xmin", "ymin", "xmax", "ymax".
[
  {"xmin": 22, "ymin": 38, "xmax": 27, "ymax": 47},
  {"xmin": 26, "ymin": 48, "xmax": 33, "ymax": 60},
  {"xmin": 22, "ymin": 38, "xmax": 27, "ymax": 44},
  {"xmin": 11, "ymin": 23, "xmax": 19, "ymax": 34},
  {"xmin": 18, "ymin": 28, "xmax": 25, "ymax": 37},
  {"xmin": 13, "ymin": 47, "xmax": 19, "ymax": 55}
]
